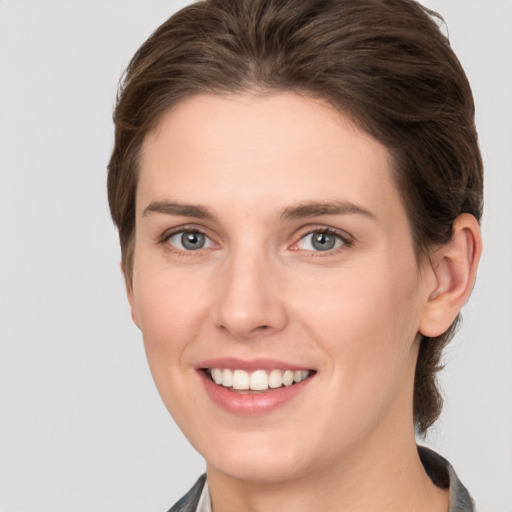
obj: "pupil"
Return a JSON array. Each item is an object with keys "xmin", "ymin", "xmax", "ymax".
[
  {"xmin": 312, "ymin": 232, "xmax": 335, "ymax": 251},
  {"xmin": 181, "ymin": 232, "xmax": 205, "ymax": 250}
]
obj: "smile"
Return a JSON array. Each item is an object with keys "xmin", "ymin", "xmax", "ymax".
[
  {"xmin": 207, "ymin": 368, "xmax": 311, "ymax": 392},
  {"xmin": 198, "ymin": 360, "xmax": 316, "ymax": 415}
]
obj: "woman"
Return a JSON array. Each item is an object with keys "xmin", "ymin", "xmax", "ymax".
[{"xmin": 107, "ymin": 0, "xmax": 482, "ymax": 510}]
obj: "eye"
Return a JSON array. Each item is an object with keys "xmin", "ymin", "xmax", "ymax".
[
  {"xmin": 166, "ymin": 230, "xmax": 215, "ymax": 251},
  {"xmin": 296, "ymin": 230, "xmax": 346, "ymax": 252}
]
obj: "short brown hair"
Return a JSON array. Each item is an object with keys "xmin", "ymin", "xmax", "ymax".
[{"xmin": 107, "ymin": 0, "xmax": 483, "ymax": 434}]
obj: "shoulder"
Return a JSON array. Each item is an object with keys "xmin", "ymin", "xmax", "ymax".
[{"xmin": 167, "ymin": 474, "xmax": 207, "ymax": 512}]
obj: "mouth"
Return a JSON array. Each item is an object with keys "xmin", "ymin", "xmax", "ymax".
[
  {"xmin": 197, "ymin": 358, "xmax": 316, "ymax": 415},
  {"xmin": 204, "ymin": 367, "xmax": 314, "ymax": 393}
]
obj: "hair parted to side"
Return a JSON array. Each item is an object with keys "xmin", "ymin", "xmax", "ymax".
[{"xmin": 107, "ymin": 0, "xmax": 483, "ymax": 434}]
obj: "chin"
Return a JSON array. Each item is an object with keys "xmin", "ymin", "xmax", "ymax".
[
  {"xmin": 197, "ymin": 428, "xmax": 314, "ymax": 483},
  {"xmin": 208, "ymin": 451, "xmax": 308, "ymax": 483}
]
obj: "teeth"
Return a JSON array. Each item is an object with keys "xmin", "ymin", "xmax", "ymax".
[
  {"xmin": 268, "ymin": 369, "xmax": 283, "ymax": 388},
  {"xmin": 250, "ymin": 370, "xmax": 268, "ymax": 391},
  {"xmin": 212, "ymin": 368, "xmax": 223, "ymax": 384},
  {"xmin": 222, "ymin": 369, "xmax": 233, "ymax": 387},
  {"xmin": 282, "ymin": 370, "xmax": 294, "ymax": 386},
  {"xmin": 232, "ymin": 369, "xmax": 249, "ymax": 390},
  {"xmin": 208, "ymin": 368, "xmax": 310, "ymax": 391}
]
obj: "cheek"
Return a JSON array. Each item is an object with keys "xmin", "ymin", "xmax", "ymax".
[
  {"xmin": 132, "ymin": 267, "xmax": 210, "ymax": 371},
  {"xmin": 131, "ymin": 268, "xmax": 215, "ymax": 429},
  {"xmin": 297, "ymin": 256, "xmax": 420, "ymax": 329},
  {"xmin": 292, "ymin": 257, "xmax": 423, "ymax": 385}
]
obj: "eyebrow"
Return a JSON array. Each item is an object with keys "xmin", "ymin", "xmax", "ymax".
[
  {"xmin": 142, "ymin": 199, "xmax": 376, "ymax": 221},
  {"xmin": 279, "ymin": 200, "xmax": 376, "ymax": 221},
  {"xmin": 143, "ymin": 201, "xmax": 214, "ymax": 219}
]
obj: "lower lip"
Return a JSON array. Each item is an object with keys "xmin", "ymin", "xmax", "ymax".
[{"xmin": 198, "ymin": 371, "xmax": 314, "ymax": 416}]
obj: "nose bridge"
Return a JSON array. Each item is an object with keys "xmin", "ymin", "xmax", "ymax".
[{"xmin": 213, "ymin": 240, "xmax": 286, "ymax": 339}]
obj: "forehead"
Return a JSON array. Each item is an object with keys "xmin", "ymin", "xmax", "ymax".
[{"xmin": 137, "ymin": 92, "xmax": 400, "ymax": 220}]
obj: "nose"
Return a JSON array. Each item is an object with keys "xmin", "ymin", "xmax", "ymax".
[{"xmin": 212, "ymin": 248, "xmax": 288, "ymax": 340}]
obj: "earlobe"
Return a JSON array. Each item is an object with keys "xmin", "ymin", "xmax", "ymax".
[{"xmin": 419, "ymin": 214, "xmax": 482, "ymax": 338}]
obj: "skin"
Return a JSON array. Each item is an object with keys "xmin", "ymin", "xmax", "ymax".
[{"xmin": 128, "ymin": 92, "xmax": 481, "ymax": 512}]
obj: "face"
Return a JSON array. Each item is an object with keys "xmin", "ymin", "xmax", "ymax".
[{"xmin": 129, "ymin": 92, "xmax": 434, "ymax": 483}]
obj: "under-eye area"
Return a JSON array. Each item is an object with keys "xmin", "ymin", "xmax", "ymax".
[{"xmin": 205, "ymin": 368, "xmax": 316, "ymax": 392}]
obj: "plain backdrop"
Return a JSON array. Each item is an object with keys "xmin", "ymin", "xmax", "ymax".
[{"xmin": 1, "ymin": 1, "xmax": 511, "ymax": 511}]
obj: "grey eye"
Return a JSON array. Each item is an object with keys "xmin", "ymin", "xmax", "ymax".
[
  {"xmin": 181, "ymin": 232, "xmax": 205, "ymax": 250},
  {"xmin": 311, "ymin": 232, "xmax": 336, "ymax": 251},
  {"xmin": 297, "ymin": 231, "xmax": 343, "ymax": 252},
  {"xmin": 167, "ymin": 231, "xmax": 214, "ymax": 251}
]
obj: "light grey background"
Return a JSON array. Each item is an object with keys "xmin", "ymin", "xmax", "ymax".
[{"xmin": 0, "ymin": 1, "xmax": 510, "ymax": 511}]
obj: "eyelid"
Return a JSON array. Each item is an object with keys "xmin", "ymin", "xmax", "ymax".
[
  {"xmin": 156, "ymin": 223, "xmax": 353, "ymax": 255},
  {"xmin": 158, "ymin": 224, "xmax": 218, "ymax": 252},
  {"xmin": 290, "ymin": 226, "xmax": 354, "ymax": 253}
]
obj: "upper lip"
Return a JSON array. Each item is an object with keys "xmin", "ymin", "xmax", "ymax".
[{"xmin": 197, "ymin": 357, "xmax": 314, "ymax": 372}]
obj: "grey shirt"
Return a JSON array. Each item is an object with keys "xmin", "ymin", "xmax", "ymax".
[{"xmin": 167, "ymin": 446, "xmax": 474, "ymax": 512}]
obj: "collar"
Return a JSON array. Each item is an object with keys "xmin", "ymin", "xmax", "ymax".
[
  {"xmin": 417, "ymin": 445, "xmax": 475, "ymax": 511},
  {"xmin": 196, "ymin": 479, "xmax": 212, "ymax": 512}
]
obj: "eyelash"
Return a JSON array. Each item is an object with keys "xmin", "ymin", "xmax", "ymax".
[
  {"xmin": 291, "ymin": 227, "xmax": 353, "ymax": 256},
  {"xmin": 158, "ymin": 226, "xmax": 214, "ymax": 257},
  {"xmin": 158, "ymin": 226, "xmax": 353, "ymax": 256}
]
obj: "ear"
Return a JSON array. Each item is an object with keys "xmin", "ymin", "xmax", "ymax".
[
  {"xmin": 419, "ymin": 214, "xmax": 482, "ymax": 338},
  {"xmin": 122, "ymin": 262, "xmax": 141, "ymax": 330}
]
